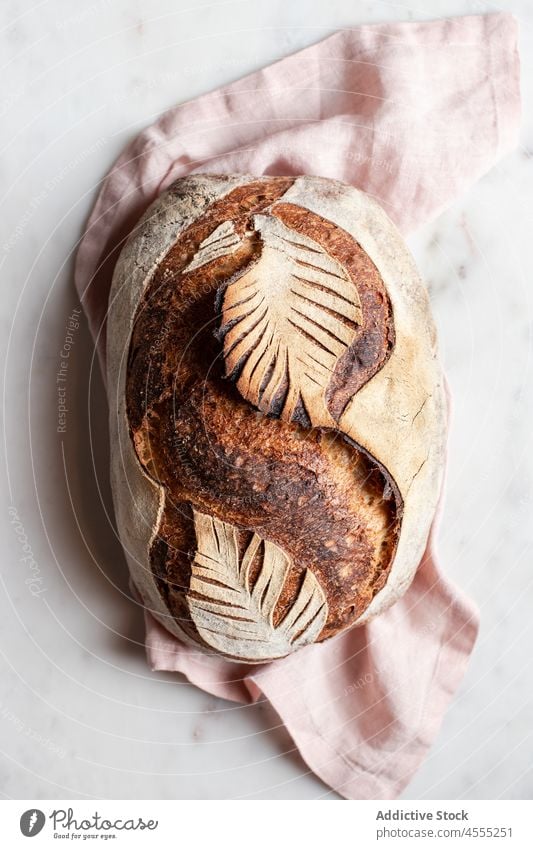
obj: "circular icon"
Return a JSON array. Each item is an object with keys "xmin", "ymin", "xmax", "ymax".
[{"xmin": 19, "ymin": 809, "xmax": 45, "ymax": 837}]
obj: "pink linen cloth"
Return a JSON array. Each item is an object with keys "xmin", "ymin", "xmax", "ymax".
[{"xmin": 75, "ymin": 13, "xmax": 520, "ymax": 799}]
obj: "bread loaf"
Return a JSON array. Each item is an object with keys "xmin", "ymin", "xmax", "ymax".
[{"xmin": 107, "ymin": 174, "xmax": 446, "ymax": 663}]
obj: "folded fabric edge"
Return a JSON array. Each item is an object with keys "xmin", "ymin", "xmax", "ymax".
[
  {"xmin": 131, "ymin": 580, "xmax": 261, "ymax": 704},
  {"xmin": 493, "ymin": 14, "xmax": 521, "ymax": 158},
  {"xmin": 251, "ymin": 577, "xmax": 479, "ymax": 800}
]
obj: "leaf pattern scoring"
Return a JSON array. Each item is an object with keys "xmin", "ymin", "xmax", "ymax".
[
  {"xmin": 188, "ymin": 509, "xmax": 328, "ymax": 661},
  {"xmin": 217, "ymin": 213, "xmax": 362, "ymax": 424},
  {"xmin": 185, "ymin": 221, "xmax": 241, "ymax": 273}
]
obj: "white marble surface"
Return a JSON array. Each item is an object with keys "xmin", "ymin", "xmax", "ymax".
[{"xmin": 1, "ymin": 0, "xmax": 532, "ymax": 800}]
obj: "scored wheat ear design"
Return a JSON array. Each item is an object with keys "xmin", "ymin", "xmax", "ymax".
[
  {"xmin": 188, "ymin": 510, "xmax": 328, "ymax": 661},
  {"xmin": 215, "ymin": 213, "xmax": 362, "ymax": 424}
]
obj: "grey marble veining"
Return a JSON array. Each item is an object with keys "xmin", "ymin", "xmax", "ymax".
[{"xmin": 0, "ymin": 0, "xmax": 531, "ymax": 800}]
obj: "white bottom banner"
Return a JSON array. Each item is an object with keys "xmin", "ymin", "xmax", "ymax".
[{"xmin": 0, "ymin": 800, "xmax": 531, "ymax": 848}]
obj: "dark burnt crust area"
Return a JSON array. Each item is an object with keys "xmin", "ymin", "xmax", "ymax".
[
  {"xmin": 126, "ymin": 176, "xmax": 402, "ymax": 649},
  {"xmin": 271, "ymin": 202, "xmax": 396, "ymax": 421}
]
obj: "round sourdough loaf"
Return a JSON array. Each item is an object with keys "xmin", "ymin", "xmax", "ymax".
[{"xmin": 107, "ymin": 174, "xmax": 446, "ymax": 663}]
